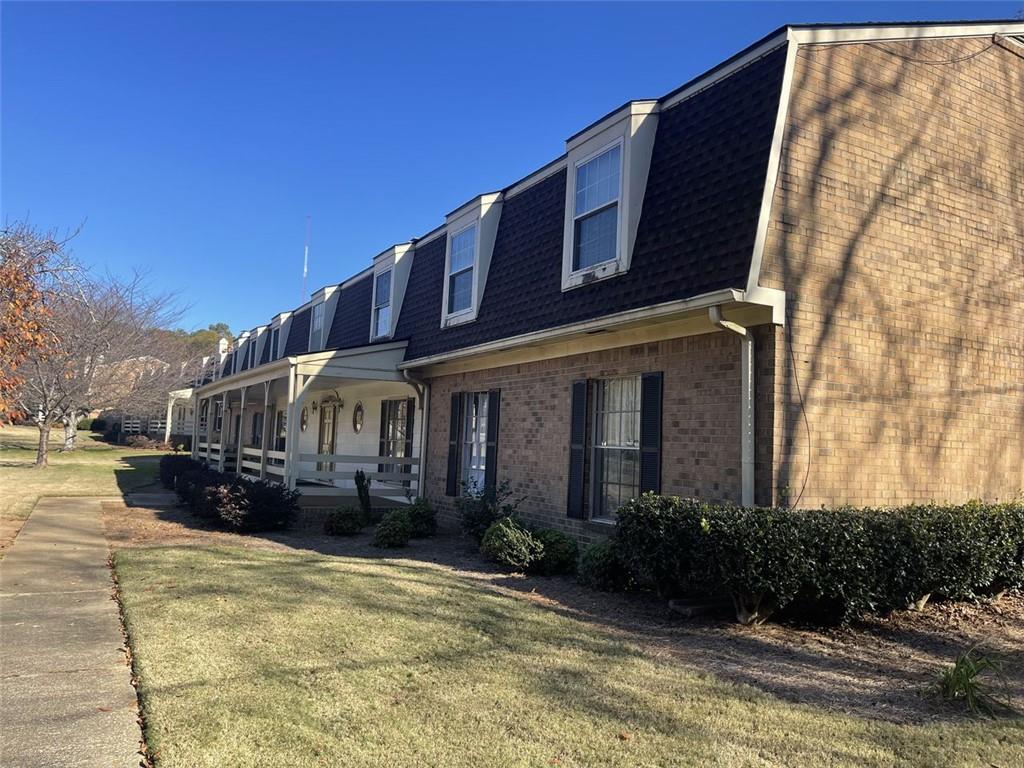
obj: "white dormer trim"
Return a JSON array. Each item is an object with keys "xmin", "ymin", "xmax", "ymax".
[
  {"xmin": 440, "ymin": 192, "xmax": 503, "ymax": 328},
  {"xmin": 370, "ymin": 242, "xmax": 414, "ymax": 341},
  {"xmin": 307, "ymin": 286, "xmax": 339, "ymax": 353},
  {"xmin": 561, "ymin": 101, "xmax": 658, "ymax": 292}
]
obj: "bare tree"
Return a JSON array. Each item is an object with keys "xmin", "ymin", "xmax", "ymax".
[{"xmin": 14, "ymin": 272, "xmax": 202, "ymax": 466}]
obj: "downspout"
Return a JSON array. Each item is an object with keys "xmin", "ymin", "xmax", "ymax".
[
  {"xmin": 709, "ymin": 306, "xmax": 755, "ymax": 507},
  {"xmin": 402, "ymin": 369, "xmax": 429, "ymax": 500}
]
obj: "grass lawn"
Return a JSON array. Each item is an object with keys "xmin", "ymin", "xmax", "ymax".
[
  {"xmin": 0, "ymin": 424, "xmax": 163, "ymax": 521},
  {"xmin": 114, "ymin": 545, "xmax": 1024, "ymax": 768}
]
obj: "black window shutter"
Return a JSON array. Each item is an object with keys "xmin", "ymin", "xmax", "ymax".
[
  {"xmin": 484, "ymin": 389, "xmax": 501, "ymax": 491},
  {"xmin": 567, "ymin": 379, "xmax": 588, "ymax": 519},
  {"xmin": 403, "ymin": 398, "xmax": 415, "ymax": 478},
  {"xmin": 639, "ymin": 371, "xmax": 663, "ymax": 495},
  {"xmin": 445, "ymin": 393, "xmax": 462, "ymax": 496},
  {"xmin": 378, "ymin": 401, "xmax": 388, "ymax": 474}
]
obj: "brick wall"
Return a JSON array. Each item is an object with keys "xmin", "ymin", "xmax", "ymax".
[
  {"xmin": 759, "ymin": 37, "xmax": 1024, "ymax": 506},
  {"xmin": 423, "ymin": 333, "xmax": 746, "ymax": 543}
]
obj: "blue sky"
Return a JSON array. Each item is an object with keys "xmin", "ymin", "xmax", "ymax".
[{"xmin": 3, "ymin": 1, "xmax": 1020, "ymax": 333}]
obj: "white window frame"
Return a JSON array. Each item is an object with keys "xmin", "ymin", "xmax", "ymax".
[
  {"xmin": 371, "ymin": 268, "xmax": 393, "ymax": 340},
  {"xmin": 443, "ymin": 222, "xmax": 477, "ymax": 324},
  {"xmin": 569, "ymin": 139, "xmax": 624, "ymax": 276},
  {"xmin": 310, "ymin": 302, "xmax": 325, "ymax": 351}
]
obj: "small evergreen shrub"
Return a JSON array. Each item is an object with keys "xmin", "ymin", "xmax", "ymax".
[
  {"xmin": 406, "ymin": 497, "xmax": 437, "ymax": 538},
  {"xmin": 325, "ymin": 507, "xmax": 365, "ymax": 536},
  {"xmin": 373, "ymin": 509, "xmax": 413, "ymax": 548},
  {"xmin": 195, "ymin": 473, "xmax": 236, "ymax": 522},
  {"xmin": 457, "ymin": 479, "xmax": 522, "ymax": 542},
  {"xmin": 480, "ymin": 517, "xmax": 543, "ymax": 571},
  {"xmin": 577, "ymin": 539, "xmax": 631, "ymax": 591},
  {"xmin": 225, "ymin": 479, "xmax": 298, "ymax": 532},
  {"xmin": 159, "ymin": 454, "xmax": 199, "ymax": 490},
  {"xmin": 531, "ymin": 528, "xmax": 579, "ymax": 575},
  {"xmin": 354, "ymin": 469, "xmax": 374, "ymax": 522}
]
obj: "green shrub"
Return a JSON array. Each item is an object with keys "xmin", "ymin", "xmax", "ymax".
[
  {"xmin": 224, "ymin": 479, "xmax": 298, "ymax": 533},
  {"xmin": 174, "ymin": 467, "xmax": 225, "ymax": 519},
  {"xmin": 457, "ymin": 479, "xmax": 522, "ymax": 542},
  {"xmin": 480, "ymin": 517, "xmax": 543, "ymax": 571},
  {"xmin": 76, "ymin": 418, "xmax": 93, "ymax": 431},
  {"xmin": 325, "ymin": 507, "xmax": 365, "ymax": 536},
  {"xmin": 406, "ymin": 497, "xmax": 437, "ymax": 538},
  {"xmin": 90, "ymin": 418, "xmax": 107, "ymax": 432},
  {"xmin": 373, "ymin": 509, "xmax": 412, "ymax": 548},
  {"xmin": 577, "ymin": 539, "xmax": 631, "ymax": 591},
  {"xmin": 159, "ymin": 454, "xmax": 199, "ymax": 490},
  {"xmin": 531, "ymin": 528, "xmax": 579, "ymax": 576}
]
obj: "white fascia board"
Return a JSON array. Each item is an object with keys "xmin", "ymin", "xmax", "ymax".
[
  {"xmin": 401, "ymin": 287, "xmax": 790, "ymax": 370},
  {"xmin": 340, "ymin": 265, "xmax": 374, "ymax": 289},
  {"xmin": 790, "ymin": 22, "xmax": 1024, "ymax": 45},
  {"xmin": 439, "ymin": 193, "xmax": 503, "ymax": 328}
]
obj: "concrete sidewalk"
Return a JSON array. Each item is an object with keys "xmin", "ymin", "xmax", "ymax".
[{"xmin": 1, "ymin": 497, "xmax": 142, "ymax": 768}]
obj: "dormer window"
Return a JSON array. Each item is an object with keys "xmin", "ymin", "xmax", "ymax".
[
  {"xmin": 373, "ymin": 269, "xmax": 392, "ymax": 339},
  {"xmin": 447, "ymin": 224, "xmax": 476, "ymax": 315},
  {"xmin": 561, "ymin": 101, "xmax": 658, "ymax": 291},
  {"xmin": 247, "ymin": 341, "xmax": 257, "ymax": 369},
  {"xmin": 310, "ymin": 303, "xmax": 325, "ymax": 351},
  {"xmin": 269, "ymin": 327, "xmax": 280, "ymax": 360},
  {"xmin": 572, "ymin": 142, "xmax": 621, "ymax": 270}
]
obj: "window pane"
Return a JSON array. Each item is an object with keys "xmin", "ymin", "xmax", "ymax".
[
  {"xmin": 375, "ymin": 271, "xmax": 392, "ymax": 307},
  {"xmin": 374, "ymin": 305, "xmax": 391, "ymax": 338},
  {"xmin": 449, "ymin": 269, "xmax": 473, "ymax": 314},
  {"xmin": 574, "ymin": 144, "xmax": 621, "ymax": 216},
  {"xmin": 450, "ymin": 226, "xmax": 476, "ymax": 274},
  {"xmin": 573, "ymin": 204, "xmax": 618, "ymax": 270}
]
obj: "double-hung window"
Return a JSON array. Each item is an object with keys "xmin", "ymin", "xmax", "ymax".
[
  {"xmin": 591, "ymin": 376, "xmax": 641, "ymax": 520},
  {"xmin": 447, "ymin": 225, "xmax": 476, "ymax": 315},
  {"xmin": 379, "ymin": 398, "xmax": 413, "ymax": 483},
  {"xmin": 269, "ymin": 328, "xmax": 280, "ymax": 361},
  {"xmin": 572, "ymin": 143, "xmax": 622, "ymax": 271},
  {"xmin": 373, "ymin": 270, "xmax": 392, "ymax": 339},
  {"xmin": 460, "ymin": 391, "xmax": 488, "ymax": 490},
  {"xmin": 247, "ymin": 342, "xmax": 256, "ymax": 369},
  {"xmin": 250, "ymin": 411, "xmax": 263, "ymax": 448},
  {"xmin": 213, "ymin": 401, "xmax": 223, "ymax": 433},
  {"xmin": 310, "ymin": 303, "xmax": 325, "ymax": 350}
]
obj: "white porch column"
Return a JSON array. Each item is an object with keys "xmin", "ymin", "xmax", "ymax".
[
  {"xmin": 259, "ymin": 381, "xmax": 272, "ymax": 480},
  {"xmin": 190, "ymin": 394, "xmax": 200, "ymax": 459},
  {"xmin": 163, "ymin": 396, "xmax": 174, "ymax": 444},
  {"xmin": 236, "ymin": 386, "xmax": 248, "ymax": 475},
  {"xmin": 285, "ymin": 369, "xmax": 311, "ymax": 490},
  {"xmin": 217, "ymin": 391, "xmax": 229, "ymax": 472}
]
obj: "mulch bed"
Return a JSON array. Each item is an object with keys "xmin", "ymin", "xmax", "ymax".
[{"xmin": 102, "ymin": 500, "xmax": 1024, "ymax": 726}]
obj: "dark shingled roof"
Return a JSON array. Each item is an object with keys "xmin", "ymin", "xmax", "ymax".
[
  {"xmin": 325, "ymin": 275, "xmax": 373, "ymax": 350},
  {"xmin": 220, "ymin": 352, "xmax": 233, "ymax": 378},
  {"xmin": 259, "ymin": 332, "xmax": 272, "ymax": 365},
  {"xmin": 283, "ymin": 308, "xmax": 311, "ymax": 356},
  {"xmin": 239, "ymin": 342, "xmax": 250, "ymax": 372},
  {"xmin": 396, "ymin": 45, "xmax": 787, "ymax": 361}
]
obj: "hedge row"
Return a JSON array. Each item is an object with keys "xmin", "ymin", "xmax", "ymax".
[
  {"xmin": 160, "ymin": 455, "xmax": 299, "ymax": 533},
  {"xmin": 609, "ymin": 494, "xmax": 1023, "ymax": 625}
]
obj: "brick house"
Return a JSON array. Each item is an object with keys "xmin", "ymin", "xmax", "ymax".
[{"xmin": 186, "ymin": 20, "xmax": 1024, "ymax": 538}]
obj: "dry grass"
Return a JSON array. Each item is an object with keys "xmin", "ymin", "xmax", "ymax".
[
  {"xmin": 0, "ymin": 425, "xmax": 163, "ymax": 523},
  {"xmin": 114, "ymin": 545, "xmax": 1024, "ymax": 768}
]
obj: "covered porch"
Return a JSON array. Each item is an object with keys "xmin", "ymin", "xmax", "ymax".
[{"xmin": 190, "ymin": 341, "xmax": 425, "ymax": 507}]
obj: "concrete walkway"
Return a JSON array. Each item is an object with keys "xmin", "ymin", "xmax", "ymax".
[{"xmin": 1, "ymin": 498, "xmax": 142, "ymax": 768}]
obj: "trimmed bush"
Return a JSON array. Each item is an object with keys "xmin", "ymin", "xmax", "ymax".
[
  {"xmin": 224, "ymin": 479, "xmax": 299, "ymax": 533},
  {"xmin": 159, "ymin": 454, "xmax": 199, "ymax": 490},
  {"xmin": 531, "ymin": 528, "xmax": 579, "ymax": 576},
  {"xmin": 406, "ymin": 497, "xmax": 437, "ymax": 538},
  {"xmin": 374, "ymin": 509, "xmax": 413, "ymax": 548},
  {"xmin": 325, "ymin": 507, "xmax": 365, "ymax": 536},
  {"xmin": 480, "ymin": 517, "xmax": 543, "ymax": 571},
  {"xmin": 577, "ymin": 539, "xmax": 631, "ymax": 592},
  {"xmin": 457, "ymin": 479, "xmax": 522, "ymax": 542}
]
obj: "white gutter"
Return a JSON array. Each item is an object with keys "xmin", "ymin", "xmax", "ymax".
[{"xmin": 709, "ymin": 305, "xmax": 755, "ymax": 507}]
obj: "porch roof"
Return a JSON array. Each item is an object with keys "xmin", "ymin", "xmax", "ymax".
[{"xmin": 193, "ymin": 340, "xmax": 408, "ymax": 399}]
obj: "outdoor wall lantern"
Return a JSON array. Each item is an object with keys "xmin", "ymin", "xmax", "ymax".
[
  {"xmin": 352, "ymin": 401, "xmax": 364, "ymax": 434},
  {"xmin": 300, "ymin": 407, "xmax": 309, "ymax": 432}
]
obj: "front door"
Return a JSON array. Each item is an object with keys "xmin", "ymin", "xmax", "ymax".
[{"xmin": 317, "ymin": 405, "xmax": 336, "ymax": 475}]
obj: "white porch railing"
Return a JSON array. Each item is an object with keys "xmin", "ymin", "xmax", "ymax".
[{"xmin": 295, "ymin": 454, "xmax": 419, "ymax": 497}]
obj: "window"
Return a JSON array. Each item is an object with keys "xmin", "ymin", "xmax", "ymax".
[
  {"xmin": 269, "ymin": 327, "xmax": 280, "ymax": 361},
  {"xmin": 447, "ymin": 225, "xmax": 476, "ymax": 315},
  {"xmin": 379, "ymin": 398, "xmax": 413, "ymax": 482},
  {"xmin": 373, "ymin": 270, "xmax": 392, "ymax": 339},
  {"xmin": 591, "ymin": 377, "xmax": 641, "ymax": 520},
  {"xmin": 461, "ymin": 391, "xmax": 488, "ymax": 489},
  {"xmin": 310, "ymin": 303, "xmax": 325, "ymax": 350},
  {"xmin": 213, "ymin": 401, "xmax": 223, "ymax": 433},
  {"xmin": 246, "ymin": 341, "xmax": 256, "ymax": 369},
  {"xmin": 199, "ymin": 401, "xmax": 208, "ymax": 431},
  {"xmin": 250, "ymin": 411, "xmax": 263, "ymax": 448},
  {"xmin": 274, "ymin": 410, "xmax": 286, "ymax": 451},
  {"xmin": 572, "ymin": 143, "xmax": 621, "ymax": 271}
]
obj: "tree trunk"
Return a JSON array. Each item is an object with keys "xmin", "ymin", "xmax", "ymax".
[
  {"xmin": 35, "ymin": 423, "xmax": 51, "ymax": 467},
  {"xmin": 61, "ymin": 414, "xmax": 78, "ymax": 451}
]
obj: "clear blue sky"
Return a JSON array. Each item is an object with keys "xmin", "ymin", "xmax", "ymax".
[{"xmin": 3, "ymin": 1, "xmax": 1019, "ymax": 334}]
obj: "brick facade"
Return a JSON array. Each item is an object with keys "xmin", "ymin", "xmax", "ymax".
[
  {"xmin": 758, "ymin": 37, "xmax": 1024, "ymax": 507},
  {"xmin": 423, "ymin": 333, "xmax": 747, "ymax": 542}
]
